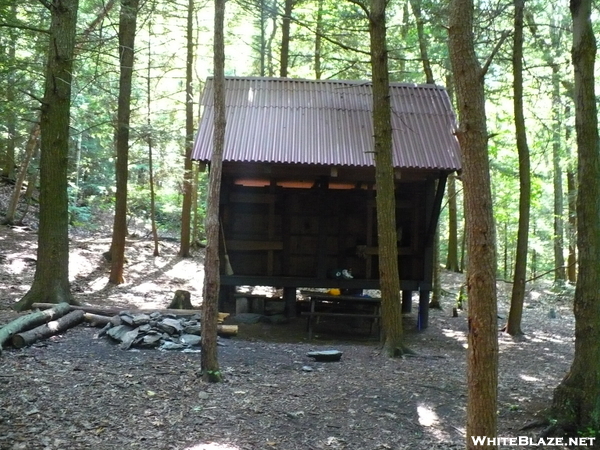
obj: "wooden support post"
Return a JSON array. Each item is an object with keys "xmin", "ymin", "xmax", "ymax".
[
  {"xmin": 316, "ymin": 178, "xmax": 329, "ymax": 279},
  {"xmin": 218, "ymin": 285, "xmax": 236, "ymax": 314},
  {"xmin": 365, "ymin": 189, "xmax": 375, "ymax": 278},
  {"xmin": 283, "ymin": 286, "xmax": 297, "ymax": 319},
  {"xmin": 267, "ymin": 181, "xmax": 276, "ymax": 276},
  {"xmin": 401, "ymin": 290, "xmax": 413, "ymax": 313},
  {"xmin": 418, "ymin": 290, "xmax": 430, "ymax": 330},
  {"xmin": 281, "ymin": 193, "xmax": 291, "ymax": 275}
]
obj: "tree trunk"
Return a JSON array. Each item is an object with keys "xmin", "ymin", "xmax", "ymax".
[
  {"xmin": 179, "ymin": 0, "xmax": 195, "ymax": 257},
  {"xmin": 109, "ymin": 0, "xmax": 139, "ymax": 284},
  {"xmin": 145, "ymin": 26, "xmax": 159, "ymax": 257},
  {"xmin": 12, "ymin": 310, "xmax": 84, "ymax": 349},
  {"xmin": 409, "ymin": 0, "xmax": 434, "ymax": 84},
  {"xmin": 14, "ymin": 0, "xmax": 80, "ymax": 312},
  {"xmin": 265, "ymin": 7, "xmax": 278, "ymax": 77},
  {"xmin": 147, "ymin": 119, "xmax": 159, "ymax": 257},
  {"xmin": 552, "ymin": 63, "xmax": 566, "ymax": 284},
  {"xmin": 448, "ymin": 0, "xmax": 498, "ymax": 446},
  {"xmin": 446, "ymin": 173, "xmax": 460, "ymax": 272},
  {"xmin": 314, "ymin": 0, "xmax": 323, "ymax": 79},
  {"xmin": 429, "ymin": 227, "xmax": 442, "ymax": 309},
  {"xmin": 0, "ymin": 302, "xmax": 71, "ymax": 352},
  {"xmin": 20, "ymin": 145, "xmax": 40, "ymax": 224},
  {"xmin": 191, "ymin": 163, "xmax": 203, "ymax": 247},
  {"xmin": 279, "ymin": 0, "xmax": 294, "ymax": 77},
  {"xmin": 4, "ymin": 123, "xmax": 40, "ymax": 225},
  {"xmin": 201, "ymin": 0, "xmax": 226, "ymax": 383},
  {"xmin": 566, "ymin": 167, "xmax": 577, "ymax": 283},
  {"xmin": 552, "ymin": 0, "xmax": 600, "ymax": 433},
  {"xmin": 369, "ymin": 0, "xmax": 404, "ymax": 357},
  {"xmin": 505, "ymin": 0, "xmax": 530, "ymax": 337},
  {"xmin": 2, "ymin": 2, "xmax": 17, "ymax": 182}
]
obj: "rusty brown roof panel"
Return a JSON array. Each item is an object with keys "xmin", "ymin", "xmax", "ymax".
[{"xmin": 192, "ymin": 77, "xmax": 461, "ymax": 171}]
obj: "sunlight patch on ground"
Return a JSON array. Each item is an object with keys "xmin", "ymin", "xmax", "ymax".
[
  {"xmin": 529, "ymin": 291, "xmax": 542, "ymax": 301},
  {"xmin": 519, "ymin": 374, "xmax": 541, "ymax": 382},
  {"xmin": 417, "ymin": 403, "xmax": 455, "ymax": 443},
  {"xmin": 442, "ymin": 328, "xmax": 468, "ymax": 348},
  {"xmin": 69, "ymin": 253, "xmax": 96, "ymax": 281},
  {"xmin": 525, "ymin": 331, "xmax": 569, "ymax": 345},
  {"xmin": 185, "ymin": 443, "xmax": 240, "ymax": 450},
  {"xmin": 5, "ymin": 257, "xmax": 29, "ymax": 275},
  {"xmin": 87, "ymin": 276, "xmax": 109, "ymax": 293},
  {"xmin": 417, "ymin": 404, "xmax": 439, "ymax": 427}
]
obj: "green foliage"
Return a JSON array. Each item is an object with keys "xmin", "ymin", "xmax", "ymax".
[
  {"xmin": 67, "ymin": 184, "xmax": 93, "ymax": 227},
  {"xmin": 0, "ymin": 0, "xmax": 584, "ymax": 284},
  {"xmin": 579, "ymin": 427, "xmax": 599, "ymax": 438},
  {"xmin": 204, "ymin": 370, "xmax": 223, "ymax": 383}
]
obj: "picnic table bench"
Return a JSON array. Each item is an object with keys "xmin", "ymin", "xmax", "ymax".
[{"xmin": 300, "ymin": 290, "xmax": 382, "ymax": 340}]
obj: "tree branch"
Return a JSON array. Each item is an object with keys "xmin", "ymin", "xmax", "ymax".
[
  {"xmin": 291, "ymin": 16, "xmax": 372, "ymax": 57},
  {"xmin": 19, "ymin": 89, "xmax": 46, "ymax": 105},
  {"xmin": 0, "ymin": 22, "xmax": 49, "ymax": 34},
  {"xmin": 346, "ymin": 0, "xmax": 370, "ymax": 17},
  {"xmin": 480, "ymin": 29, "xmax": 511, "ymax": 79},
  {"xmin": 38, "ymin": 0, "xmax": 52, "ymax": 10}
]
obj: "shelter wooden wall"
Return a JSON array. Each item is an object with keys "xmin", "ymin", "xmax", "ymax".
[{"xmin": 219, "ymin": 170, "xmax": 435, "ymax": 287}]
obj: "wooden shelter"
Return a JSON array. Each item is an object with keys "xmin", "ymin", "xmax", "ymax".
[{"xmin": 192, "ymin": 77, "xmax": 461, "ymax": 329}]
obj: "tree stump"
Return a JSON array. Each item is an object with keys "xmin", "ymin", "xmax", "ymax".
[{"xmin": 169, "ymin": 290, "xmax": 193, "ymax": 309}]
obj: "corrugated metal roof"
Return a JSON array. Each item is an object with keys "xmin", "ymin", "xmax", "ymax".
[{"xmin": 191, "ymin": 77, "xmax": 461, "ymax": 171}]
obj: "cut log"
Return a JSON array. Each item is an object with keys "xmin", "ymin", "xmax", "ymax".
[
  {"xmin": 31, "ymin": 303, "xmax": 230, "ymax": 322},
  {"xmin": 83, "ymin": 313, "xmax": 122, "ymax": 328},
  {"xmin": 217, "ymin": 324, "xmax": 238, "ymax": 336},
  {"xmin": 11, "ymin": 310, "xmax": 85, "ymax": 349},
  {"xmin": 0, "ymin": 302, "xmax": 71, "ymax": 353}
]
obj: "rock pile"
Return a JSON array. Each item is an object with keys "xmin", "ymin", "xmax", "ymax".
[{"xmin": 100, "ymin": 311, "xmax": 206, "ymax": 351}]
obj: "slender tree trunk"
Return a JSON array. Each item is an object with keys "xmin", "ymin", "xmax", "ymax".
[
  {"xmin": 280, "ymin": 0, "xmax": 294, "ymax": 77},
  {"xmin": 179, "ymin": 0, "xmax": 196, "ymax": 257},
  {"xmin": 314, "ymin": 0, "xmax": 323, "ymax": 79},
  {"xmin": 552, "ymin": 63, "xmax": 566, "ymax": 284},
  {"xmin": 4, "ymin": 123, "xmax": 40, "ymax": 225},
  {"xmin": 259, "ymin": 0, "xmax": 266, "ymax": 76},
  {"xmin": 109, "ymin": 0, "xmax": 139, "ymax": 284},
  {"xmin": 409, "ymin": 0, "xmax": 434, "ymax": 84},
  {"xmin": 448, "ymin": 0, "xmax": 498, "ymax": 446},
  {"xmin": 148, "ymin": 138, "xmax": 159, "ymax": 256},
  {"xmin": 397, "ymin": 2, "xmax": 410, "ymax": 81},
  {"xmin": 3, "ymin": 2, "xmax": 17, "ymax": 181},
  {"xmin": 446, "ymin": 173, "xmax": 460, "ymax": 271},
  {"xmin": 505, "ymin": 0, "xmax": 530, "ymax": 337},
  {"xmin": 201, "ymin": 0, "xmax": 226, "ymax": 383},
  {"xmin": 429, "ymin": 227, "xmax": 442, "ymax": 309},
  {"xmin": 22, "ymin": 143, "xmax": 40, "ymax": 222},
  {"xmin": 369, "ymin": 0, "xmax": 404, "ymax": 357},
  {"xmin": 552, "ymin": 0, "xmax": 600, "ymax": 433},
  {"xmin": 445, "ymin": 75, "xmax": 461, "ymax": 273},
  {"xmin": 14, "ymin": 0, "xmax": 80, "ymax": 312},
  {"xmin": 146, "ymin": 29, "xmax": 159, "ymax": 257},
  {"xmin": 266, "ymin": 7, "xmax": 278, "ymax": 77},
  {"xmin": 191, "ymin": 163, "xmax": 202, "ymax": 247},
  {"xmin": 566, "ymin": 167, "xmax": 577, "ymax": 283}
]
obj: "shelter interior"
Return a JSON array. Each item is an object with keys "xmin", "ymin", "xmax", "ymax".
[{"xmin": 217, "ymin": 161, "xmax": 449, "ymax": 328}]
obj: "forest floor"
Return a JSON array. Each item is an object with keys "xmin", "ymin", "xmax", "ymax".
[{"xmin": 0, "ymin": 214, "xmax": 579, "ymax": 449}]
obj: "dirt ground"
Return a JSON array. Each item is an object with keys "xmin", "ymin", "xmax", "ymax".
[{"xmin": 0, "ymin": 223, "xmax": 578, "ymax": 450}]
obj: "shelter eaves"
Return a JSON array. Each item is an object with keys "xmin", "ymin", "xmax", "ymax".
[{"xmin": 191, "ymin": 76, "xmax": 462, "ymax": 171}]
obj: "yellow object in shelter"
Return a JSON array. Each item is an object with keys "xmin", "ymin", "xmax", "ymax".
[{"xmin": 327, "ymin": 288, "xmax": 341, "ymax": 296}]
